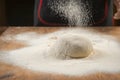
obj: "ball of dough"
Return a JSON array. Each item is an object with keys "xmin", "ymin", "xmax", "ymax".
[{"xmin": 49, "ymin": 34, "xmax": 93, "ymax": 59}]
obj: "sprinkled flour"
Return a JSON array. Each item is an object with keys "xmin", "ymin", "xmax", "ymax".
[
  {"xmin": 0, "ymin": 28, "xmax": 120, "ymax": 76},
  {"xmin": 48, "ymin": 0, "xmax": 93, "ymax": 26}
]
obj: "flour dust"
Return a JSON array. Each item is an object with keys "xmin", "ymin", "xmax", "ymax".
[
  {"xmin": 48, "ymin": 0, "xmax": 93, "ymax": 26},
  {"xmin": 0, "ymin": 28, "xmax": 120, "ymax": 76}
]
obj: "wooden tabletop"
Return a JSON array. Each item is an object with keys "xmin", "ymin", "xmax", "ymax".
[{"xmin": 0, "ymin": 27, "xmax": 120, "ymax": 80}]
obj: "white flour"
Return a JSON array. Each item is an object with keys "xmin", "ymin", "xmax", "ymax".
[
  {"xmin": 0, "ymin": 28, "xmax": 120, "ymax": 76},
  {"xmin": 48, "ymin": 0, "xmax": 93, "ymax": 26}
]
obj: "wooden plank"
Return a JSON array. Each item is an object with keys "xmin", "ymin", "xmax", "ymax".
[{"xmin": 0, "ymin": 27, "xmax": 120, "ymax": 80}]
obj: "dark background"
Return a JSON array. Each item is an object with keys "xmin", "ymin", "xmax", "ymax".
[
  {"xmin": 0, "ymin": 0, "xmax": 34, "ymax": 26},
  {"xmin": 6, "ymin": 0, "xmax": 34, "ymax": 26},
  {"xmin": 0, "ymin": 0, "xmax": 118, "ymax": 26}
]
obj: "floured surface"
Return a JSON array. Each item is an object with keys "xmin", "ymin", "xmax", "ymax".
[{"xmin": 0, "ymin": 28, "xmax": 120, "ymax": 76}]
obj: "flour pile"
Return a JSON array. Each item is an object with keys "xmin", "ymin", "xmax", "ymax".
[
  {"xmin": 48, "ymin": 0, "xmax": 93, "ymax": 26},
  {"xmin": 0, "ymin": 28, "xmax": 120, "ymax": 76}
]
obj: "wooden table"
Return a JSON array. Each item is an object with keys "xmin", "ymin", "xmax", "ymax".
[{"xmin": 0, "ymin": 27, "xmax": 120, "ymax": 80}]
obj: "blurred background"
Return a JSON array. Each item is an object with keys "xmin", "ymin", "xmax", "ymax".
[
  {"xmin": 0, "ymin": 0, "xmax": 34, "ymax": 26},
  {"xmin": 0, "ymin": 0, "xmax": 119, "ymax": 26},
  {"xmin": 113, "ymin": 0, "xmax": 120, "ymax": 25}
]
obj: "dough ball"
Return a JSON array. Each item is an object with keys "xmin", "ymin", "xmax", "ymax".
[{"xmin": 49, "ymin": 34, "xmax": 93, "ymax": 59}]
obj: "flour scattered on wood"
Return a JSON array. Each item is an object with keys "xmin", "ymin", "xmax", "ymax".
[{"xmin": 0, "ymin": 28, "xmax": 120, "ymax": 76}]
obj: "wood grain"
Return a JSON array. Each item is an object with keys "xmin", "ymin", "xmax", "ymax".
[{"xmin": 0, "ymin": 27, "xmax": 120, "ymax": 80}]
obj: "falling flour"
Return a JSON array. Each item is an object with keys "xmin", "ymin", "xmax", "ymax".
[
  {"xmin": 48, "ymin": 0, "xmax": 93, "ymax": 26},
  {"xmin": 0, "ymin": 28, "xmax": 120, "ymax": 76}
]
